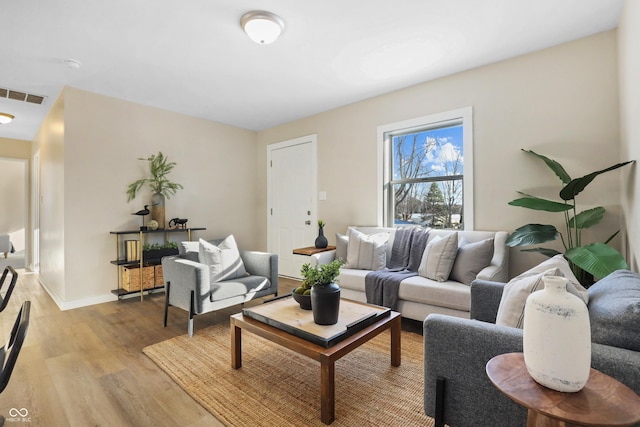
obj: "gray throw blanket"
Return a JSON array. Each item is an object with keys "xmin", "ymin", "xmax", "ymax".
[{"xmin": 365, "ymin": 228, "xmax": 429, "ymax": 310}]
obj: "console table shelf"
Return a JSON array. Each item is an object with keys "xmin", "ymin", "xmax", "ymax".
[{"xmin": 109, "ymin": 227, "xmax": 205, "ymax": 301}]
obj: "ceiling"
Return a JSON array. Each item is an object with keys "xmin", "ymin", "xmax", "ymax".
[{"xmin": 0, "ymin": 0, "xmax": 624, "ymax": 141}]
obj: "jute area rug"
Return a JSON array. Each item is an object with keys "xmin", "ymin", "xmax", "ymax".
[{"xmin": 143, "ymin": 321, "xmax": 435, "ymax": 427}]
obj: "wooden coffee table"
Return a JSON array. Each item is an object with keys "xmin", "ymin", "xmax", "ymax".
[
  {"xmin": 486, "ymin": 353, "xmax": 640, "ymax": 427},
  {"xmin": 230, "ymin": 297, "xmax": 401, "ymax": 424}
]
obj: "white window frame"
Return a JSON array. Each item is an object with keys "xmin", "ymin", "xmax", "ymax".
[{"xmin": 377, "ymin": 107, "xmax": 474, "ymax": 230}]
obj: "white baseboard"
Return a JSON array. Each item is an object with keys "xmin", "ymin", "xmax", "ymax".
[{"xmin": 38, "ymin": 277, "xmax": 118, "ymax": 311}]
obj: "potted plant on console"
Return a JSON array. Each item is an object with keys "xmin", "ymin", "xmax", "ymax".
[
  {"xmin": 294, "ymin": 259, "xmax": 344, "ymax": 325},
  {"xmin": 126, "ymin": 151, "xmax": 183, "ymax": 230},
  {"xmin": 142, "ymin": 241, "xmax": 179, "ymax": 262}
]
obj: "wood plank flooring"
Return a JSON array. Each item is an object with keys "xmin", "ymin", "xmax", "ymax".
[
  {"xmin": 0, "ymin": 272, "xmax": 422, "ymax": 426},
  {"xmin": 0, "ymin": 271, "xmax": 304, "ymax": 426}
]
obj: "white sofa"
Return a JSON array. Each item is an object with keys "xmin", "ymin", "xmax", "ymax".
[{"xmin": 310, "ymin": 227, "xmax": 509, "ymax": 322}]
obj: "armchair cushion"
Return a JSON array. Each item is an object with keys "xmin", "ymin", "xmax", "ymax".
[
  {"xmin": 198, "ymin": 236, "xmax": 247, "ymax": 282},
  {"xmin": 588, "ymin": 270, "xmax": 640, "ymax": 352}
]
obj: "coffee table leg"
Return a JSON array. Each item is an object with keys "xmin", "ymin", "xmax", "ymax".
[
  {"xmin": 320, "ymin": 359, "xmax": 335, "ymax": 424},
  {"xmin": 391, "ymin": 315, "xmax": 401, "ymax": 367},
  {"xmin": 231, "ymin": 321, "xmax": 242, "ymax": 369}
]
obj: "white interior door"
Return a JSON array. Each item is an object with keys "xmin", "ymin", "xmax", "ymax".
[{"xmin": 268, "ymin": 135, "xmax": 317, "ymax": 278}]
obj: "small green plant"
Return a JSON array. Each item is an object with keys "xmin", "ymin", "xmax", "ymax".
[
  {"xmin": 294, "ymin": 259, "xmax": 344, "ymax": 295},
  {"xmin": 126, "ymin": 152, "xmax": 183, "ymax": 202},
  {"xmin": 318, "ymin": 219, "xmax": 325, "ymax": 228},
  {"xmin": 143, "ymin": 241, "xmax": 179, "ymax": 251}
]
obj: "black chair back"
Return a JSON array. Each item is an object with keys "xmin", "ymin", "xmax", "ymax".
[
  {"xmin": 0, "ymin": 267, "xmax": 18, "ymax": 313},
  {"xmin": 0, "ymin": 301, "xmax": 30, "ymax": 393}
]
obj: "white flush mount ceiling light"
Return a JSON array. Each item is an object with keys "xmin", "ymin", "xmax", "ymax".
[
  {"xmin": 0, "ymin": 113, "xmax": 14, "ymax": 125},
  {"xmin": 241, "ymin": 11, "xmax": 285, "ymax": 45}
]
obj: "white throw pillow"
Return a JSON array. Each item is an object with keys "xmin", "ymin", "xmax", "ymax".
[
  {"xmin": 495, "ymin": 255, "xmax": 589, "ymax": 328},
  {"xmin": 345, "ymin": 228, "xmax": 389, "ymax": 270},
  {"xmin": 418, "ymin": 233, "xmax": 458, "ymax": 281},
  {"xmin": 198, "ymin": 235, "xmax": 248, "ymax": 282}
]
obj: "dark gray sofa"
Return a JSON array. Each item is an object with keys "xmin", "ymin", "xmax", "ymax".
[
  {"xmin": 162, "ymin": 239, "xmax": 278, "ymax": 336},
  {"xmin": 423, "ymin": 270, "xmax": 640, "ymax": 427}
]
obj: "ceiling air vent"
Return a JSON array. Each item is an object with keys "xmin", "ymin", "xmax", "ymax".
[{"xmin": 0, "ymin": 86, "xmax": 47, "ymax": 105}]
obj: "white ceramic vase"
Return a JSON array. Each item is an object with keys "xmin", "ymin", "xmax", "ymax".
[{"xmin": 522, "ymin": 275, "xmax": 591, "ymax": 392}]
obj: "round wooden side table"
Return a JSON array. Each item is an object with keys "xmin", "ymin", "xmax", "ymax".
[{"xmin": 486, "ymin": 352, "xmax": 640, "ymax": 427}]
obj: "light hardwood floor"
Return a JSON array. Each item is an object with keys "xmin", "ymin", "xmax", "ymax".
[{"xmin": 0, "ymin": 270, "xmax": 302, "ymax": 427}]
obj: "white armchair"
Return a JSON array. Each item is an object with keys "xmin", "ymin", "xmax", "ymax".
[{"xmin": 0, "ymin": 235, "xmax": 11, "ymax": 258}]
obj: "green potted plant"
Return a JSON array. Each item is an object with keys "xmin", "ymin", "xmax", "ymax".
[
  {"xmin": 506, "ymin": 149, "xmax": 634, "ymax": 286},
  {"xmin": 142, "ymin": 241, "xmax": 179, "ymax": 261},
  {"xmin": 126, "ymin": 152, "xmax": 183, "ymax": 229},
  {"xmin": 293, "ymin": 259, "xmax": 344, "ymax": 324}
]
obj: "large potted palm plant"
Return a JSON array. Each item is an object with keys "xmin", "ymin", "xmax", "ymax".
[
  {"xmin": 126, "ymin": 152, "xmax": 183, "ymax": 229},
  {"xmin": 506, "ymin": 149, "xmax": 634, "ymax": 286}
]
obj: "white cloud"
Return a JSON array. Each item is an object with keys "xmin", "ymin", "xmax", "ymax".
[{"xmin": 438, "ymin": 142, "xmax": 463, "ymax": 163}]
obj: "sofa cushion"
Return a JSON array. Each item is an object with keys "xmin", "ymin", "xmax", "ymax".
[
  {"xmin": 198, "ymin": 235, "xmax": 248, "ymax": 282},
  {"xmin": 588, "ymin": 270, "xmax": 640, "ymax": 352},
  {"xmin": 496, "ymin": 255, "xmax": 588, "ymax": 328},
  {"xmin": 450, "ymin": 238, "xmax": 494, "ymax": 285},
  {"xmin": 345, "ymin": 228, "xmax": 389, "ymax": 270},
  {"xmin": 398, "ymin": 275, "xmax": 471, "ymax": 311},
  {"xmin": 418, "ymin": 233, "xmax": 458, "ymax": 281}
]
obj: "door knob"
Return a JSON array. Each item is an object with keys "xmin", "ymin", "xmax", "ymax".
[{"xmin": 305, "ymin": 220, "xmax": 311, "ymax": 225}]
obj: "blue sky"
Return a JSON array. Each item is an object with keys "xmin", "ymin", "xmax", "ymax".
[{"xmin": 392, "ymin": 124, "xmax": 463, "ymax": 179}]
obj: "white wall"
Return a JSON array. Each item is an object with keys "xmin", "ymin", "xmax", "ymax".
[
  {"xmin": 257, "ymin": 31, "xmax": 622, "ymax": 277},
  {"xmin": 618, "ymin": 0, "xmax": 640, "ymax": 271},
  {"xmin": 36, "ymin": 87, "xmax": 259, "ymax": 308}
]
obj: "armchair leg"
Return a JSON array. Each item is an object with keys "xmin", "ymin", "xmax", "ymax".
[
  {"xmin": 435, "ymin": 376, "xmax": 445, "ymax": 427},
  {"xmin": 188, "ymin": 290, "xmax": 195, "ymax": 337},
  {"xmin": 163, "ymin": 281, "xmax": 170, "ymax": 328}
]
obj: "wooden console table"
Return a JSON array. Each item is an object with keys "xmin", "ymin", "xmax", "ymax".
[{"xmin": 486, "ymin": 352, "xmax": 640, "ymax": 427}]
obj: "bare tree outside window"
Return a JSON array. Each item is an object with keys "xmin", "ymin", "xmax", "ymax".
[{"xmin": 389, "ymin": 124, "xmax": 463, "ymax": 229}]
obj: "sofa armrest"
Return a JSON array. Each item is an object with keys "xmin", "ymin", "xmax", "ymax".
[
  {"xmin": 310, "ymin": 249, "xmax": 336, "ymax": 265},
  {"xmin": 161, "ymin": 255, "xmax": 211, "ymax": 314},
  {"xmin": 240, "ymin": 250, "xmax": 278, "ymax": 293},
  {"xmin": 469, "ymin": 279, "xmax": 505, "ymax": 323},
  {"xmin": 423, "ymin": 314, "xmax": 527, "ymax": 426}
]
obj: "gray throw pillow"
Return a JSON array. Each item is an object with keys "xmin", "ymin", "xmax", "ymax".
[
  {"xmin": 588, "ymin": 269, "xmax": 640, "ymax": 352},
  {"xmin": 449, "ymin": 238, "xmax": 494, "ymax": 285},
  {"xmin": 335, "ymin": 232, "xmax": 348, "ymax": 262}
]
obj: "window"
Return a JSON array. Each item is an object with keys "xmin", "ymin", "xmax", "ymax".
[{"xmin": 378, "ymin": 107, "xmax": 473, "ymax": 230}]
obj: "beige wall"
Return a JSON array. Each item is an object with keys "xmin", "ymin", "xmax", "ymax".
[
  {"xmin": 0, "ymin": 138, "xmax": 30, "ymax": 252},
  {"xmin": 36, "ymin": 87, "xmax": 258, "ymax": 308},
  {"xmin": 257, "ymin": 31, "xmax": 621, "ymax": 277},
  {"xmin": 618, "ymin": 0, "xmax": 640, "ymax": 271},
  {"xmin": 33, "ymin": 91, "xmax": 66, "ymax": 302}
]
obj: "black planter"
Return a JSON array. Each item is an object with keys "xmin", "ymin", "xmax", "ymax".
[
  {"xmin": 315, "ymin": 227, "xmax": 328, "ymax": 249},
  {"xmin": 311, "ymin": 282, "xmax": 340, "ymax": 325},
  {"xmin": 143, "ymin": 248, "xmax": 179, "ymax": 261}
]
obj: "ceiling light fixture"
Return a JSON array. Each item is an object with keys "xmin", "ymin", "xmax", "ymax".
[
  {"xmin": 0, "ymin": 113, "xmax": 14, "ymax": 125},
  {"xmin": 240, "ymin": 11, "xmax": 285, "ymax": 45}
]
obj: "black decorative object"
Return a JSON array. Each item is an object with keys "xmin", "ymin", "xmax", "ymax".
[
  {"xmin": 311, "ymin": 282, "xmax": 340, "ymax": 325},
  {"xmin": 169, "ymin": 218, "xmax": 188, "ymax": 229},
  {"xmin": 291, "ymin": 288, "xmax": 312, "ymax": 310},
  {"xmin": 315, "ymin": 220, "xmax": 328, "ymax": 249},
  {"xmin": 133, "ymin": 205, "xmax": 150, "ymax": 230}
]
